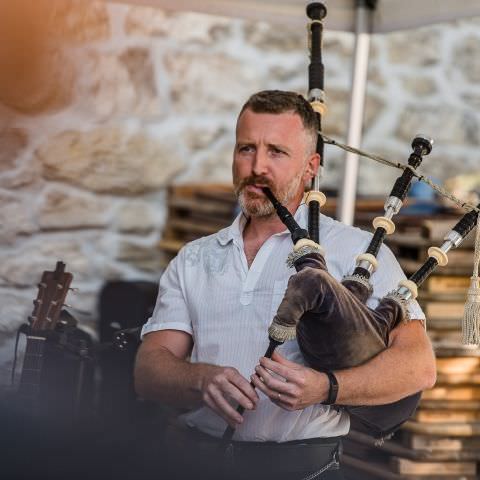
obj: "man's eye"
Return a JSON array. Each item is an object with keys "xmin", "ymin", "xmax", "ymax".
[
  {"xmin": 271, "ymin": 147, "xmax": 285, "ymax": 155},
  {"xmin": 238, "ymin": 145, "xmax": 254, "ymax": 153}
]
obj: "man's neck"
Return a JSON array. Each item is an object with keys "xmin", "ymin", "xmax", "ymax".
[{"xmin": 243, "ymin": 199, "xmax": 302, "ymax": 244}]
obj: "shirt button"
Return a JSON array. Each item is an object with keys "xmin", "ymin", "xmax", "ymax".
[{"xmin": 240, "ymin": 291, "xmax": 252, "ymax": 305}]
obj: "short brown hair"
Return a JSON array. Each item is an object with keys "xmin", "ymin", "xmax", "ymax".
[{"xmin": 238, "ymin": 90, "xmax": 318, "ymax": 153}]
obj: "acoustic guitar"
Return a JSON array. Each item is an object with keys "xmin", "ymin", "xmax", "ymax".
[{"xmin": 17, "ymin": 261, "xmax": 73, "ymax": 412}]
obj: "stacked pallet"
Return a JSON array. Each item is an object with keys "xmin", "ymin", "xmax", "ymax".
[
  {"xmin": 344, "ymin": 214, "xmax": 480, "ymax": 479},
  {"xmin": 157, "ymin": 184, "xmax": 237, "ymax": 267}
]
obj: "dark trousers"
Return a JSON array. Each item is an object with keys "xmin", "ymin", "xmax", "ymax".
[{"xmin": 161, "ymin": 423, "xmax": 345, "ymax": 480}]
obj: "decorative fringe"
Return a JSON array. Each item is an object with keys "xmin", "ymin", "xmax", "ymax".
[
  {"xmin": 342, "ymin": 274, "xmax": 373, "ymax": 295},
  {"xmin": 462, "ymin": 215, "xmax": 480, "ymax": 346},
  {"xmin": 268, "ymin": 321, "xmax": 297, "ymax": 343},
  {"xmin": 384, "ymin": 292, "xmax": 411, "ymax": 323},
  {"xmin": 286, "ymin": 245, "xmax": 324, "ymax": 268}
]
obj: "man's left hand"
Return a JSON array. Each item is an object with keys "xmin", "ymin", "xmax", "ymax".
[{"xmin": 251, "ymin": 351, "xmax": 329, "ymax": 410}]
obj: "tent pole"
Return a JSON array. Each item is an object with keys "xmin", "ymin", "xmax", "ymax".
[{"xmin": 337, "ymin": 0, "xmax": 376, "ymax": 225}]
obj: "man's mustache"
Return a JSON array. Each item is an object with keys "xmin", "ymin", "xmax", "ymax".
[{"xmin": 235, "ymin": 175, "xmax": 274, "ymax": 195}]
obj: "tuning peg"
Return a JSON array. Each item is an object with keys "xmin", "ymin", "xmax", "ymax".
[{"xmin": 68, "ymin": 287, "xmax": 80, "ymax": 293}]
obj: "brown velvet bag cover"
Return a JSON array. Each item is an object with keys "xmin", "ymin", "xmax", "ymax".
[{"xmin": 272, "ymin": 252, "xmax": 421, "ymax": 438}]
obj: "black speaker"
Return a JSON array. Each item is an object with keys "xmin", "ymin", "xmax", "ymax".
[{"xmin": 97, "ymin": 281, "xmax": 158, "ymax": 421}]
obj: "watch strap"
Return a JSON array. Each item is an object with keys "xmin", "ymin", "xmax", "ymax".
[{"xmin": 322, "ymin": 371, "xmax": 339, "ymax": 405}]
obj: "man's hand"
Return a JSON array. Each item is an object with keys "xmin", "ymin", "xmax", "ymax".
[
  {"xmin": 251, "ymin": 351, "xmax": 329, "ymax": 411},
  {"xmin": 200, "ymin": 365, "xmax": 259, "ymax": 427}
]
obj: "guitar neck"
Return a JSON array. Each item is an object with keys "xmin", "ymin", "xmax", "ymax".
[{"xmin": 18, "ymin": 335, "xmax": 47, "ymax": 408}]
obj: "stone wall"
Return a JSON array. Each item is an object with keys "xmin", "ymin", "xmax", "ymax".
[{"xmin": 0, "ymin": 0, "xmax": 479, "ymax": 384}]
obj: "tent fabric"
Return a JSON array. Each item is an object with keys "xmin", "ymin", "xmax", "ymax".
[{"xmin": 111, "ymin": 0, "xmax": 480, "ymax": 33}]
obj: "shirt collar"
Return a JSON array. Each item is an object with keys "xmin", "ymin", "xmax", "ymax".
[{"xmin": 216, "ymin": 202, "xmax": 308, "ymax": 246}]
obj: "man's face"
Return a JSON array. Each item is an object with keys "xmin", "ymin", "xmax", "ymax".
[{"xmin": 233, "ymin": 109, "xmax": 318, "ymax": 217}]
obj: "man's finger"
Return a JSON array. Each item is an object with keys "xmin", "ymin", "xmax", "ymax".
[
  {"xmin": 209, "ymin": 387, "xmax": 244, "ymax": 426},
  {"xmin": 203, "ymin": 391, "xmax": 240, "ymax": 428},
  {"xmin": 254, "ymin": 365, "xmax": 295, "ymax": 395},
  {"xmin": 226, "ymin": 369, "xmax": 260, "ymax": 404},
  {"xmin": 221, "ymin": 381, "xmax": 255, "ymax": 410},
  {"xmin": 271, "ymin": 351, "xmax": 299, "ymax": 368},
  {"xmin": 251, "ymin": 373, "xmax": 273, "ymax": 398},
  {"xmin": 251, "ymin": 373, "xmax": 295, "ymax": 401},
  {"xmin": 259, "ymin": 356, "xmax": 296, "ymax": 382}
]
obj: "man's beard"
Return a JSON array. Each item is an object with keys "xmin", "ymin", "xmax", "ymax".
[{"xmin": 234, "ymin": 170, "xmax": 304, "ymax": 218}]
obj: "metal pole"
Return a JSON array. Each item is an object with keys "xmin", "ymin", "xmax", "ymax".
[{"xmin": 337, "ymin": 0, "xmax": 375, "ymax": 225}]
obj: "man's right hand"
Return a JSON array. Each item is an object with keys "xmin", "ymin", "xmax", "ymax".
[{"xmin": 200, "ymin": 365, "xmax": 259, "ymax": 428}]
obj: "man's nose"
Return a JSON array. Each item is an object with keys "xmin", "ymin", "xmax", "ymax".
[{"xmin": 252, "ymin": 148, "xmax": 269, "ymax": 176}]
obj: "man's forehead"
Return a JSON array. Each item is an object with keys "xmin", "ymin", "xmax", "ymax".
[{"xmin": 236, "ymin": 109, "xmax": 305, "ymax": 135}]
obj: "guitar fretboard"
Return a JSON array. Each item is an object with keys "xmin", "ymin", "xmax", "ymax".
[{"xmin": 18, "ymin": 336, "xmax": 47, "ymax": 408}]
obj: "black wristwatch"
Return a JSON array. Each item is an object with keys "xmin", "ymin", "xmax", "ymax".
[{"xmin": 322, "ymin": 371, "xmax": 339, "ymax": 405}]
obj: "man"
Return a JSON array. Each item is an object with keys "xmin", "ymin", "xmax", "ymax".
[{"xmin": 135, "ymin": 91, "xmax": 436, "ymax": 479}]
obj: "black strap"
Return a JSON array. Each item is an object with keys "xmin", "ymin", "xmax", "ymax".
[{"xmin": 322, "ymin": 371, "xmax": 339, "ymax": 405}]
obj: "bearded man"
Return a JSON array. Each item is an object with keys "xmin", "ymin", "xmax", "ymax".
[{"xmin": 134, "ymin": 90, "xmax": 436, "ymax": 480}]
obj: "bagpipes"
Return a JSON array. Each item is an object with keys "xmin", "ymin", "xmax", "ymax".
[{"xmin": 222, "ymin": 2, "xmax": 480, "ymax": 445}]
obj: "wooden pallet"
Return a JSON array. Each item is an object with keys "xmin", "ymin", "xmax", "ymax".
[
  {"xmin": 157, "ymin": 184, "xmax": 237, "ymax": 266},
  {"xmin": 343, "ymin": 429, "xmax": 479, "ymax": 479}
]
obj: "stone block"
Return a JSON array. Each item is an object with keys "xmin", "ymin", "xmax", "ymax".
[
  {"xmin": 324, "ymin": 34, "xmax": 354, "ymax": 60},
  {"xmin": 37, "ymin": 128, "xmax": 185, "ymax": 194},
  {"xmin": 244, "ymin": 21, "xmax": 304, "ymax": 52},
  {"xmin": 367, "ymin": 66, "xmax": 386, "ymax": 88},
  {"xmin": 51, "ymin": 0, "xmax": 110, "ymax": 44},
  {"xmin": 37, "ymin": 186, "xmax": 110, "ymax": 230},
  {"xmin": 77, "ymin": 49, "xmax": 160, "ymax": 119},
  {"xmin": 116, "ymin": 240, "xmax": 164, "ymax": 272},
  {"xmin": 125, "ymin": 7, "xmax": 232, "ymax": 44},
  {"xmin": 0, "ymin": 159, "xmax": 42, "ymax": 190},
  {"xmin": 0, "ymin": 192, "xmax": 37, "ymax": 244},
  {"xmin": 402, "ymin": 76, "xmax": 437, "ymax": 96},
  {"xmin": 0, "ymin": 291, "xmax": 32, "ymax": 334},
  {"xmin": 388, "ymin": 28, "xmax": 441, "ymax": 66},
  {"xmin": 268, "ymin": 58, "xmax": 307, "ymax": 84},
  {"xmin": 0, "ymin": 128, "xmax": 28, "ymax": 172},
  {"xmin": 184, "ymin": 145, "xmax": 234, "ymax": 183},
  {"xmin": 116, "ymin": 200, "xmax": 157, "ymax": 233},
  {"xmin": 322, "ymin": 88, "xmax": 384, "ymax": 138},
  {"xmin": 119, "ymin": 47, "xmax": 158, "ymax": 109},
  {"xmin": 396, "ymin": 105, "xmax": 479, "ymax": 146},
  {"xmin": 453, "ymin": 35, "xmax": 480, "ymax": 83},
  {"xmin": 165, "ymin": 51, "xmax": 261, "ymax": 113},
  {"xmin": 185, "ymin": 126, "xmax": 229, "ymax": 151},
  {"xmin": 0, "ymin": 240, "xmax": 92, "ymax": 287},
  {"xmin": 124, "ymin": 5, "xmax": 168, "ymax": 36}
]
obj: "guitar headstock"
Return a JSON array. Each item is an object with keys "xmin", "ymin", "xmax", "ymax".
[{"xmin": 29, "ymin": 261, "xmax": 73, "ymax": 331}]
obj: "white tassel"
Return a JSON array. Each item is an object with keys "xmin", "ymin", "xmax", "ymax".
[{"xmin": 462, "ymin": 214, "xmax": 480, "ymax": 346}]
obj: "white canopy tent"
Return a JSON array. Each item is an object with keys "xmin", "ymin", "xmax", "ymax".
[
  {"xmin": 110, "ymin": 0, "xmax": 480, "ymax": 33},
  {"xmin": 108, "ymin": 0, "xmax": 480, "ymax": 224}
]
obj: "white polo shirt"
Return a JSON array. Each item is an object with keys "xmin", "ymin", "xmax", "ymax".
[{"xmin": 141, "ymin": 203, "xmax": 425, "ymax": 442}]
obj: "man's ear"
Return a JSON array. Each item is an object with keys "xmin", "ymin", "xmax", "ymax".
[{"xmin": 304, "ymin": 153, "xmax": 321, "ymax": 181}]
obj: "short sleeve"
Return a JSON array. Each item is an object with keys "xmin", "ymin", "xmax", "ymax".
[
  {"xmin": 140, "ymin": 249, "xmax": 193, "ymax": 339},
  {"xmin": 367, "ymin": 243, "xmax": 426, "ymax": 323}
]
